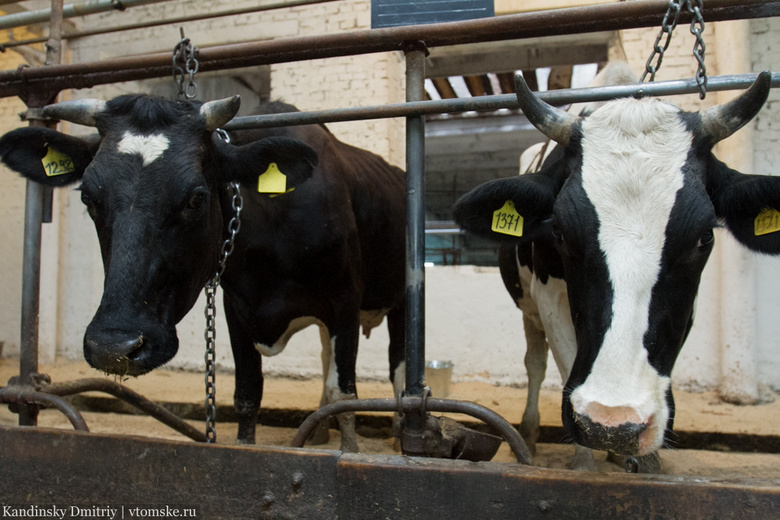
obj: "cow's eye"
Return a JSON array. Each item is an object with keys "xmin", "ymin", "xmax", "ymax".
[
  {"xmin": 80, "ymin": 190, "xmax": 99, "ymax": 218},
  {"xmin": 187, "ymin": 190, "xmax": 209, "ymax": 210},
  {"xmin": 698, "ymin": 229, "xmax": 714, "ymax": 248}
]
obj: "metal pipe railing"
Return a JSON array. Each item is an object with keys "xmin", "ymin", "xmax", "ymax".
[
  {"xmin": 0, "ymin": 0, "xmax": 174, "ymax": 31},
  {"xmin": 0, "ymin": 0, "xmax": 775, "ymax": 98},
  {"xmin": 0, "ymin": 0, "xmax": 341, "ymax": 51},
  {"xmin": 223, "ymin": 73, "xmax": 780, "ymax": 130},
  {"xmin": 404, "ymin": 41, "xmax": 427, "ymax": 428}
]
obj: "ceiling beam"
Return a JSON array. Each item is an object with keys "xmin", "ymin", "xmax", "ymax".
[
  {"xmin": 426, "ymin": 32, "xmax": 612, "ymax": 78},
  {"xmin": 432, "ymin": 77, "xmax": 457, "ymax": 99}
]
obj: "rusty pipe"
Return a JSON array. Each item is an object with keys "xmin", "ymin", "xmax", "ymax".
[
  {"xmin": 0, "ymin": 0, "xmax": 775, "ymax": 98},
  {"xmin": 0, "ymin": 386, "xmax": 88, "ymax": 431},
  {"xmin": 41, "ymin": 378, "xmax": 207, "ymax": 442},
  {"xmin": 291, "ymin": 396, "xmax": 533, "ymax": 465}
]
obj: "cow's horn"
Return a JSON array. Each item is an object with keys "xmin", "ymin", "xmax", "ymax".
[
  {"xmin": 43, "ymin": 99, "xmax": 107, "ymax": 127},
  {"xmin": 700, "ymin": 71, "xmax": 771, "ymax": 144},
  {"xmin": 515, "ymin": 73, "xmax": 580, "ymax": 147},
  {"xmin": 200, "ymin": 95, "xmax": 241, "ymax": 131}
]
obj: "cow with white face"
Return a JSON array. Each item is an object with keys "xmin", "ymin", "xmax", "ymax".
[{"xmin": 455, "ymin": 71, "xmax": 780, "ymax": 459}]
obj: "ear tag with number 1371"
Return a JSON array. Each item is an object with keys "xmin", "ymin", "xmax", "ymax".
[
  {"xmin": 755, "ymin": 207, "xmax": 780, "ymax": 236},
  {"xmin": 257, "ymin": 162, "xmax": 287, "ymax": 193},
  {"xmin": 492, "ymin": 200, "xmax": 523, "ymax": 237}
]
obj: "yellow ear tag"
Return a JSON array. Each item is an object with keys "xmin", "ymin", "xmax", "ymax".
[
  {"xmin": 754, "ymin": 207, "xmax": 780, "ymax": 236},
  {"xmin": 41, "ymin": 146, "xmax": 76, "ymax": 177},
  {"xmin": 491, "ymin": 200, "xmax": 524, "ymax": 237},
  {"xmin": 257, "ymin": 162, "xmax": 287, "ymax": 194}
]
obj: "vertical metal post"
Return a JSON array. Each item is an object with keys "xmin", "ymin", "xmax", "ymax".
[
  {"xmin": 403, "ymin": 41, "xmax": 427, "ymax": 436},
  {"xmin": 18, "ymin": 0, "xmax": 63, "ymax": 426}
]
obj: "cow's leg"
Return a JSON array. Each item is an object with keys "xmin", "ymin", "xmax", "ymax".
[
  {"xmin": 224, "ymin": 296, "xmax": 263, "ymax": 445},
  {"xmin": 387, "ymin": 303, "xmax": 406, "ymax": 398},
  {"xmin": 519, "ymin": 313, "xmax": 547, "ymax": 455},
  {"xmin": 318, "ymin": 316, "xmax": 360, "ymax": 453},
  {"xmin": 308, "ymin": 325, "xmax": 336, "ymax": 445},
  {"xmin": 531, "ymin": 276, "xmax": 599, "ymax": 471}
]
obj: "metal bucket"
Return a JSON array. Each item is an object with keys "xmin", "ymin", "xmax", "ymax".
[{"xmin": 425, "ymin": 360, "xmax": 454, "ymax": 398}]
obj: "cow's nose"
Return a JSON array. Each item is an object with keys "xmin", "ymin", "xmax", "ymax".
[
  {"xmin": 572, "ymin": 410, "xmax": 647, "ymax": 455},
  {"xmin": 83, "ymin": 332, "xmax": 146, "ymax": 375}
]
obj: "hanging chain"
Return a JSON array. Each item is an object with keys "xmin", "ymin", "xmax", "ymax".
[
  {"xmin": 640, "ymin": 0, "xmax": 681, "ymax": 83},
  {"xmin": 172, "ymin": 28, "xmax": 199, "ymax": 100},
  {"xmin": 687, "ymin": 0, "xmax": 707, "ymax": 99},
  {"xmin": 641, "ymin": 0, "xmax": 707, "ymax": 99},
  {"xmin": 202, "ymin": 131, "xmax": 243, "ymax": 443}
]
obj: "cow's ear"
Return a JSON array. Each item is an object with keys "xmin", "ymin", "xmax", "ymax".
[
  {"xmin": 709, "ymin": 158, "xmax": 780, "ymax": 254},
  {"xmin": 0, "ymin": 127, "xmax": 95, "ymax": 187},
  {"xmin": 215, "ymin": 136, "xmax": 318, "ymax": 192},
  {"xmin": 454, "ymin": 171, "xmax": 559, "ymax": 243}
]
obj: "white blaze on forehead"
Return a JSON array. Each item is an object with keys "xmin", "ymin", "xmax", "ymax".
[
  {"xmin": 572, "ymin": 98, "xmax": 690, "ymax": 426},
  {"xmin": 117, "ymin": 131, "xmax": 170, "ymax": 166}
]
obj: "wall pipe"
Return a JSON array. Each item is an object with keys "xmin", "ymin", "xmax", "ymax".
[{"xmin": 0, "ymin": 0, "xmax": 774, "ymax": 99}]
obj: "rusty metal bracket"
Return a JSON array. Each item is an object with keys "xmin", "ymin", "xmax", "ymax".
[
  {"xmin": 19, "ymin": 107, "xmax": 53, "ymax": 122},
  {"xmin": 291, "ymin": 396, "xmax": 532, "ymax": 465},
  {"xmin": 1, "ymin": 375, "xmax": 207, "ymax": 442}
]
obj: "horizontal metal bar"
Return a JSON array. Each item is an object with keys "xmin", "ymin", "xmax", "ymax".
[
  {"xmin": 42, "ymin": 378, "xmax": 207, "ymax": 442},
  {"xmin": 0, "ymin": 0, "xmax": 775, "ymax": 98},
  {"xmin": 0, "ymin": 0, "xmax": 340, "ymax": 51},
  {"xmin": 290, "ymin": 396, "xmax": 532, "ymax": 464},
  {"xmin": 223, "ymin": 72, "xmax": 780, "ymax": 130},
  {"xmin": 0, "ymin": 0, "xmax": 174, "ymax": 31}
]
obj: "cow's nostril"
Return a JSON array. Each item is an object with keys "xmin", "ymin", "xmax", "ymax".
[{"xmin": 126, "ymin": 335, "xmax": 145, "ymax": 361}]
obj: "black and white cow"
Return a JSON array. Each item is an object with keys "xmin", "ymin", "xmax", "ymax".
[
  {"xmin": 507, "ymin": 63, "xmax": 661, "ymax": 471},
  {"xmin": 0, "ymin": 95, "xmax": 407, "ymax": 452},
  {"xmin": 455, "ymin": 71, "xmax": 780, "ymax": 460}
]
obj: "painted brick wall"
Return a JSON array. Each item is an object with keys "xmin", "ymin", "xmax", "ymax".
[{"xmin": 69, "ymin": 0, "xmax": 406, "ymax": 168}]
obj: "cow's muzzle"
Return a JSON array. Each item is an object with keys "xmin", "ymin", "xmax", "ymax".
[
  {"xmin": 572, "ymin": 411, "xmax": 647, "ymax": 455},
  {"xmin": 83, "ymin": 324, "xmax": 177, "ymax": 377}
]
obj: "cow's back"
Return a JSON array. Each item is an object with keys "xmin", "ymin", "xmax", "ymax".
[{"xmin": 231, "ymin": 102, "xmax": 405, "ymax": 310}]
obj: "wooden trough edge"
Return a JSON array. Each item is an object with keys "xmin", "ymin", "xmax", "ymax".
[{"xmin": 1, "ymin": 425, "xmax": 778, "ymax": 520}]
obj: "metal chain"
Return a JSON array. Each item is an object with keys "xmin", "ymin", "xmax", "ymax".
[
  {"xmin": 172, "ymin": 28, "xmax": 199, "ymax": 100},
  {"xmin": 641, "ymin": 0, "xmax": 707, "ymax": 99},
  {"xmin": 202, "ymin": 131, "xmax": 243, "ymax": 443},
  {"xmin": 640, "ymin": 0, "xmax": 681, "ymax": 83},
  {"xmin": 687, "ymin": 0, "xmax": 707, "ymax": 99}
]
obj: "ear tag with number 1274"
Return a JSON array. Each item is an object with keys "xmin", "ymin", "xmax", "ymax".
[
  {"xmin": 257, "ymin": 162, "xmax": 287, "ymax": 193},
  {"xmin": 492, "ymin": 200, "xmax": 523, "ymax": 237}
]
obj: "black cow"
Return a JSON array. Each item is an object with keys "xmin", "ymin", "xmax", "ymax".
[
  {"xmin": 0, "ymin": 95, "xmax": 406, "ymax": 452},
  {"xmin": 455, "ymin": 72, "xmax": 780, "ymax": 458}
]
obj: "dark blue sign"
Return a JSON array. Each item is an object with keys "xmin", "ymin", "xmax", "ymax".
[{"xmin": 371, "ymin": 0, "xmax": 494, "ymax": 29}]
